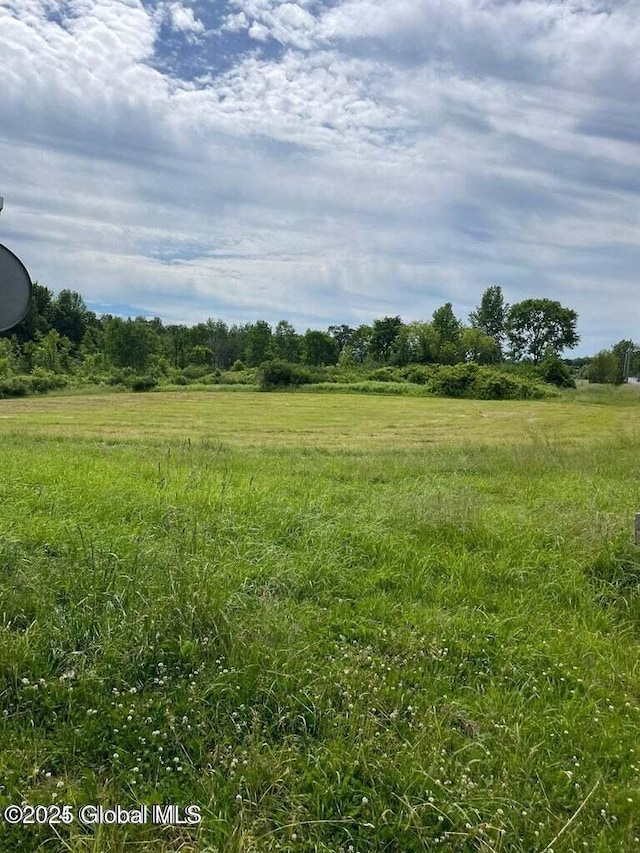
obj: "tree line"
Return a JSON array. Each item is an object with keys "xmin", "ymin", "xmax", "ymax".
[{"xmin": 0, "ymin": 284, "xmax": 590, "ymax": 377}]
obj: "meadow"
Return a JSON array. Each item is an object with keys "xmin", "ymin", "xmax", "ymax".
[{"xmin": 1, "ymin": 386, "xmax": 640, "ymax": 852}]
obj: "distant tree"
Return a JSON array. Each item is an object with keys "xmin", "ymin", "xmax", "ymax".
[
  {"xmin": 0, "ymin": 338, "xmax": 19, "ymax": 377},
  {"xmin": 302, "ymin": 330, "xmax": 339, "ymax": 366},
  {"xmin": 245, "ymin": 321, "xmax": 272, "ymax": 366},
  {"xmin": 392, "ymin": 321, "xmax": 437, "ymax": 365},
  {"xmin": 273, "ymin": 320, "xmax": 301, "ymax": 363},
  {"xmin": 459, "ymin": 327, "xmax": 501, "ymax": 364},
  {"xmin": 104, "ymin": 317, "xmax": 160, "ymax": 371},
  {"xmin": 585, "ymin": 350, "xmax": 620, "ymax": 384},
  {"xmin": 432, "ymin": 303, "xmax": 461, "ymax": 344},
  {"xmin": 166, "ymin": 324, "xmax": 190, "ymax": 368},
  {"xmin": 50, "ymin": 289, "xmax": 91, "ymax": 346},
  {"xmin": 187, "ymin": 345, "xmax": 214, "ymax": 367},
  {"xmin": 328, "ymin": 324, "xmax": 356, "ymax": 352},
  {"xmin": 350, "ymin": 325, "xmax": 373, "ymax": 363},
  {"xmin": 33, "ymin": 329, "xmax": 73, "ymax": 373},
  {"xmin": 369, "ymin": 316, "xmax": 403, "ymax": 363},
  {"xmin": 469, "ymin": 285, "xmax": 507, "ymax": 354},
  {"xmin": 205, "ymin": 319, "xmax": 233, "ymax": 368},
  {"xmin": 505, "ymin": 298, "xmax": 579, "ymax": 364},
  {"xmin": 611, "ymin": 339, "xmax": 640, "ymax": 382}
]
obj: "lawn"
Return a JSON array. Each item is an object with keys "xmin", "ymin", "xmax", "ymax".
[{"xmin": 1, "ymin": 387, "xmax": 639, "ymax": 851}]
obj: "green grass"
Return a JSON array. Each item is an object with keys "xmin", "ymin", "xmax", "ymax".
[{"xmin": 1, "ymin": 387, "xmax": 640, "ymax": 851}]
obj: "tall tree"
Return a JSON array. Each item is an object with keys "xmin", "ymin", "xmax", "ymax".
[
  {"xmin": 432, "ymin": 303, "xmax": 461, "ymax": 344},
  {"xmin": 505, "ymin": 298, "xmax": 579, "ymax": 364},
  {"xmin": 328, "ymin": 324, "xmax": 356, "ymax": 352},
  {"xmin": 302, "ymin": 330, "xmax": 339, "ymax": 366},
  {"xmin": 469, "ymin": 285, "xmax": 507, "ymax": 353},
  {"xmin": 245, "ymin": 321, "xmax": 273, "ymax": 366},
  {"xmin": 369, "ymin": 316, "xmax": 403, "ymax": 363},
  {"xmin": 273, "ymin": 320, "xmax": 301, "ymax": 362},
  {"xmin": 50, "ymin": 289, "xmax": 92, "ymax": 346},
  {"xmin": 104, "ymin": 317, "xmax": 160, "ymax": 371},
  {"xmin": 432, "ymin": 303, "xmax": 462, "ymax": 364}
]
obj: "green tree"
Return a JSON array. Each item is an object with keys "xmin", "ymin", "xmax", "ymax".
[
  {"xmin": 0, "ymin": 338, "xmax": 18, "ymax": 377},
  {"xmin": 459, "ymin": 327, "xmax": 501, "ymax": 364},
  {"xmin": 611, "ymin": 339, "xmax": 640, "ymax": 382},
  {"xmin": 104, "ymin": 317, "xmax": 160, "ymax": 371},
  {"xmin": 50, "ymin": 289, "xmax": 92, "ymax": 346},
  {"xmin": 585, "ymin": 350, "xmax": 620, "ymax": 384},
  {"xmin": 245, "ymin": 321, "xmax": 273, "ymax": 366},
  {"xmin": 273, "ymin": 320, "xmax": 301, "ymax": 363},
  {"xmin": 369, "ymin": 316, "xmax": 403, "ymax": 363},
  {"xmin": 302, "ymin": 330, "xmax": 339, "ymax": 366},
  {"xmin": 32, "ymin": 329, "xmax": 72, "ymax": 373},
  {"xmin": 328, "ymin": 324, "xmax": 356, "ymax": 352},
  {"xmin": 432, "ymin": 303, "xmax": 461, "ymax": 345},
  {"xmin": 469, "ymin": 285, "xmax": 507, "ymax": 354},
  {"xmin": 505, "ymin": 298, "xmax": 579, "ymax": 364}
]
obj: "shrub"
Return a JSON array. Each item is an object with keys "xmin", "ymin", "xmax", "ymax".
[
  {"xmin": 426, "ymin": 363, "xmax": 480, "ymax": 397},
  {"xmin": 220, "ymin": 368, "xmax": 259, "ymax": 385},
  {"xmin": 402, "ymin": 365, "xmax": 436, "ymax": 385},
  {"xmin": 536, "ymin": 350, "xmax": 576, "ymax": 388},
  {"xmin": 182, "ymin": 364, "xmax": 211, "ymax": 380},
  {"xmin": 199, "ymin": 371, "xmax": 222, "ymax": 385},
  {"xmin": 367, "ymin": 366, "xmax": 403, "ymax": 382},
  {"xmin": 230, "ymin": 360, "xmax": 246, "ymax": 372},
  {"xmin": 30, "ymin": 368, "xmax": 68, "ymax": 394},
  {"xmin": 259, "ymin": 360, "xmax": 313, "ymax": 390},
  {"xmin": 0, "ymin": 377, "xmax": 29, "ymax": 398},
  {"xmin": 130, "ymin": 375, "xmax": 159, "ymax": 392}
]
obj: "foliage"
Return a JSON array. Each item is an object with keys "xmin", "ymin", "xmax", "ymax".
[
  {"xmin": 301, "ymin": 330, "xmax": 339, "ymax": 366},
  {"xmin": 469, "ymin": 285, "xmax": 508, "ymax": 350},
  {"xmin": 259, "ymin": 360, "xmax": 314, "ymax": 389},
  {"xmin": 369, "ymin": 315, "xmax": 403, "ymax": 362},
  {"xmin": 585, "ymin": 349, "xmax": 622, "ymax": 384},
  {"xmin": 367, "ymin": 366, "xmax": 403, "ymax": 382},
  {"xmin": 536, "ymin": 348, "xmax": 576, "ymax": 388},
  {"xmin": 129, "ymin": 374, "xmax": 159, "ymax": 392},
  {"xmin": 506, "ymin": 298, "xmax": 579, "ymax": 363}
]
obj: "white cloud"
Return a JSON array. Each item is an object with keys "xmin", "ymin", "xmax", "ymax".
[
  {"xmin": 0, "ymin": 0, "xmax": 639, "ymax": 350},
  {"xmin": 166, "ymin": 2, "xmax": 204, "ymax": 35}
]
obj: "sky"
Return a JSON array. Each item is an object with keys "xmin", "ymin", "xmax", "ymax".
[{"xmin": 1, "ymin": 0, "xmax": 639, "ymax": 356}]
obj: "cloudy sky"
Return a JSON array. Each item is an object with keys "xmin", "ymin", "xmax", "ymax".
[{"xmin": 1, "ymin": 0, "xmax": 639, "ymax": 354}]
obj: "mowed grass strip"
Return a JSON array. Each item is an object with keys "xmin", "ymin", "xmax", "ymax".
[
  {"xmin": 0, "ymin": 388, "xmax": 638, "ymax": 448},
  {"xmin": 0, "ymin": 390, "xmax": 639, "ymax": 851}
]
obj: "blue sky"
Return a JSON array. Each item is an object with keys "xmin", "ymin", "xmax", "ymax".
[{"xmin": 1, "ymin": 0, "xmax": 639, "ymax": 355}]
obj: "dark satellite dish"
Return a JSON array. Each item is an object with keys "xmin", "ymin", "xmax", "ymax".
[{"xmin": 0, "ymin": 242, "xmax": 32, "ymax": 333}]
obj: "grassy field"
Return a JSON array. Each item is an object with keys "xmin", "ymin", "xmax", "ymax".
[{"xmin": 1, "ymin": 386, "xmax": 640, "ymax": 851}]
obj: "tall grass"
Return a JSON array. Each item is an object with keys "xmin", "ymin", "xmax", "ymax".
[{"xmin": 0, "ymin": 390, "xmax": 639, "ymax": 851}]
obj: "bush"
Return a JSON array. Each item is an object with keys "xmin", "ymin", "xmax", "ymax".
[
  {"xmin": 536, "ymin": 350, "xmax": 576, "ymax": 388},
  {"xmin": 402, "ymin": 365, "xmax": 436, "ymax": 385},
  {"xmin": 199, "ymin": 371, "xmax": 222, "ymax": 385},
  {"xmin": 259, "ymin": 360, "xmax": 313, "ymax": 390},
  {"xmin": 367, "ymin": 366, "xmax": 403, "ymax": 382},
  {"xmin": 426, "ymin": 363, "xmax": 480, "ymax": 397},
  {"xmin": 230, "ymin": 360, "xmax": 246, "ymax": 372},
  {"xmin": 182, "ymin": 364, "xmax": 211, "ymax": 380},
  {"xmin": 0, "ymin": 377, "xmax": 29, "ymax": 398},
  {"xmin": 130, "ymin": 375, "xmax": 159, "ymax": 392},
  {"xmin": 220, "ymin": 368, "xmax": 259, "ymax": 386},
  {"xmin": 30, "ymin": 368, "xmax": 68, "ymax": 394}
]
